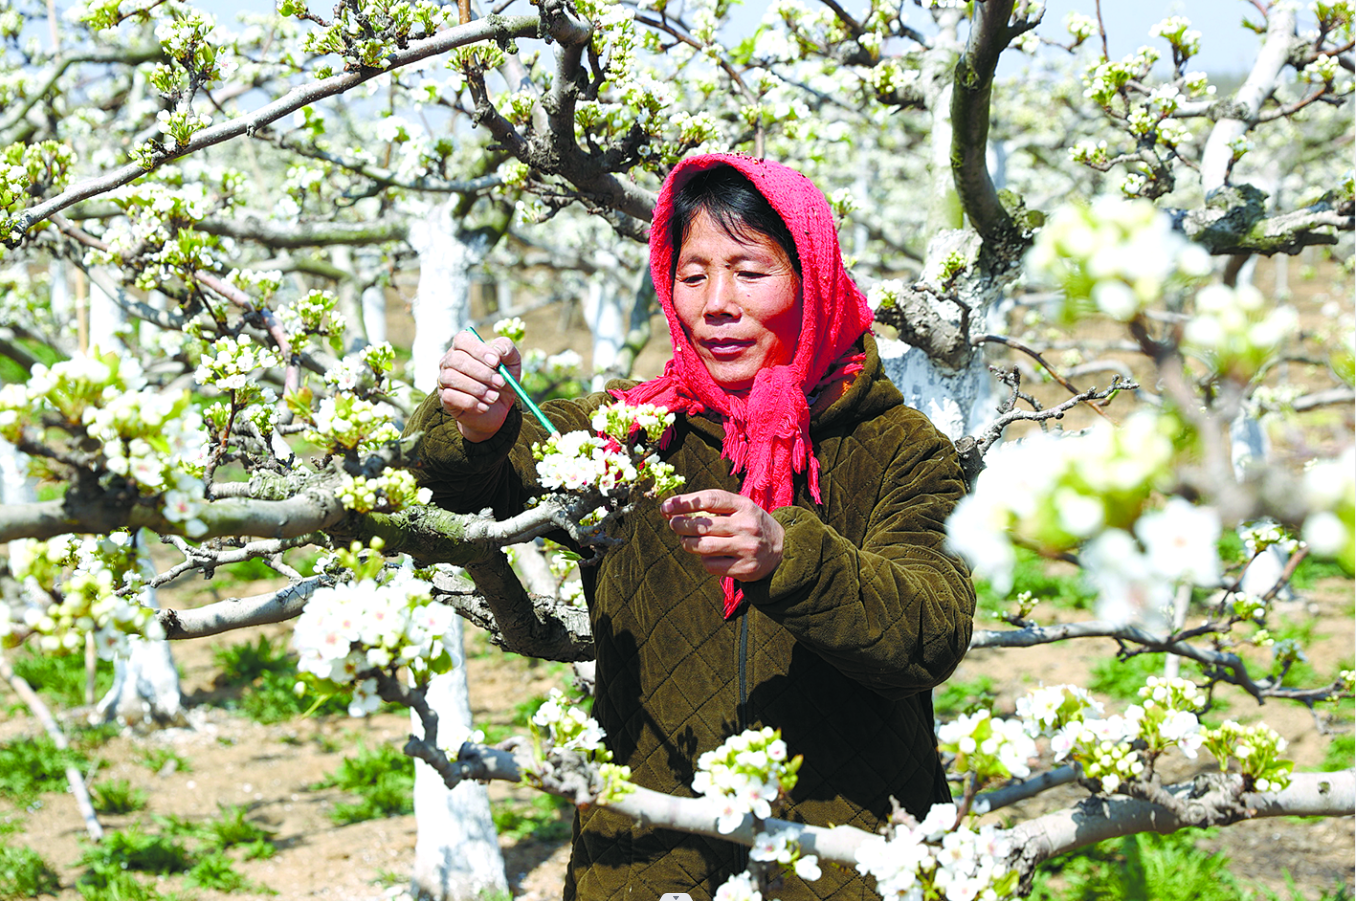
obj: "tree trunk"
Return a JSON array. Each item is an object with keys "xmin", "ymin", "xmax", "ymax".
[
  {"xmin": 582, "ymin": 278, "xmax": 626, "ymax": 391},
  {"xmin": 406, "ymin": 200, "xmax": 510, "ymax": 901}
]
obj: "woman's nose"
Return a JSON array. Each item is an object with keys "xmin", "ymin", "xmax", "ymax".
[{"xmin": 703, "ymin": 272, "xmax": 739, "ymax": 318}]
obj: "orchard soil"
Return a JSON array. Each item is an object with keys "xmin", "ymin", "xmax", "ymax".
[
  {"xmin": 2, "ymin": 255, "xmax": 1354, "ymax": 900},
  {"xmin": 1, "ymin": 584, "xmax": 1352, "ymax": 901}
]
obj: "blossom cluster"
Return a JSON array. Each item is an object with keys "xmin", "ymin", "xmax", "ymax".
[
  {"xmin": 0, "ymin": 352, "xmax": 209, "ymax": 510},
  {"xmin": 1183, "ymin": 283, "xmax": 1299, "ymax": 381},
  {"xmin": 291, "ymin": 565, "xmax": 454, "ymax": 715},
  {"xmin": 278, "ymin": 289, "xmax": 347, "ymax": 339},
  {"xmin": 532, "ymin": 402, "xmax": 684, "ymax": 499},
  {"xmin": 6, "ymin": 533, "xmax": 163, "ymax": 660},
  {"xmin": 749, "ymin": 822, "xmax": 821, "ymax": 882},
  {"xmin": 307, "ymin": 395, "xmax": 402, "ymax": 455},
  {"xmin": 1028, "ymin": 677, "xmax": 1205, "ymax": 793},
  {"xmin": 195, "ymin": 334, "xmax": 283, "ymax": 393},
  {"xmin": 1, "ymin": 140, "xmax": 74, "ymax": 222},
  {"xmin": 945, "ymin": 411, "xmax": 1200, "ymax": 607},
  {"xmin": 692, "ymin": 727, "xmax": 801, "ymax": 834},
  {"xmin": 854, "ymin": 803, "xmax": 1016, "ymax": 901},
  {"xmin": 937, "ymin": 709, "xmax": 1037, "ymax": 783},
  {"xmin": 1081, "ymin": 46, "xmax": 1160, "ymax": 108},
  {"xmin": 531, "ymin": 687, "xmax": 610, "ymax": 758},
  {"xmin": 1201, "ymin": 720, "xmax": 1292, "ymax": 792},
  {"xmin": 335, "ymin": 469, "xmax": 431, "ymax": 513},
  {"xmin": 1025, "ymin": 198, "xmax": 1211, "ymax": 324}
]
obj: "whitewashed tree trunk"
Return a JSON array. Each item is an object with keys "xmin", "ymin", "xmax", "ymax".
[
  {"xmin": 87, "ymin": 274, "xmax": 126, "ymax": 353},
  {"xmin": 878, "ymin": 8, "xmax": 1002, "ymax": 441},
  {"xmin": 363, "ymin": 282, "xmax": 388, "ymax": 345},
  {"xmin": 406, "ymin": 201, "xmax": 509, "ymax": 901},
  {"xmin": 880, "ymin": 340, "xmax": 998, "ymax": 441},
  {"xmin": 582, "ymin": 278, "xmax": 626, "ymax": 390},
  {"xmin": 0, "ymin": 440, "xmax": 35, "ymax": 509}
]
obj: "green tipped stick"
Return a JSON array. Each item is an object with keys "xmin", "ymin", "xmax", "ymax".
[{"xmin": 466, "ymin": 326, "xmax": 559, "ymax": 436}]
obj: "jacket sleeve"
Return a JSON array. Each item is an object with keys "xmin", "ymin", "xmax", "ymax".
[
  {"xmin": 751, "ymin": 411, "xmax": 976, "ymax": 700},
  {"xmin": 402, "ymin": 387, "xmax": 618, "ymax": 519}
]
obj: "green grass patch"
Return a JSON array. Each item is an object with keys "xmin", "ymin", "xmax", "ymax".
[
  {"xmin": 491, "ymin": 794, "xmax": 573, "ymax": 843},
  {"xmin": 312, "ymin": 744, "xmax": 415, "ymax": 824},
  {"xmin": 1087, "ymin": 653, "xmax": 1169, "ymax": 703},
  {"xmin": 0, "ymin": 842, "xmax": 60, "ymax": 899},
  {"xmin": 137, "ymin": 747, "xmax": 191, "ymax": 775},
  {"xmin": 209, "ymin": 635, "xmax": 349, "ymax": 724},
  {"xmin": 933, "ymin": 674, "xmax": 999, "ymax": 718},
  {"xmin": 0, "ymin": 736, "xmax": 87, "ymax": 805},
  {"xmin": 79, "ymin": 828, "xmax": 192, "ymax": 876},
  {"xmin": 7, "ymin": 645, "xmax": 112, "ymax": 711},
  {"xmin": 90, "ymin": 779, "xmax": 148, "ymax": 815},
  {"xmin": 184, "ymin": 851, "xmax": 274, "ymax": 893},
  {"xmin": 975, "ymin": 547, "xmax": 1097, "ymax": 613},
  {"xmin": 1319, "ymin": 732, "xmax": 1355, "ymax": 772},
  {"xmin": 1030, "ymin": 829, "xmax": 1246, "ymax": 901},
  {"xmin": 198, "ymin": 803, "xmax": 277, "ymax": 850},
  {"xmin": 212, "ymin": 634, "xmax": 295, "ymax": 688}
]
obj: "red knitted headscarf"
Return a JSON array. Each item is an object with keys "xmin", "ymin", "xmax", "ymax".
[{"xmin": 616, "ymin": 154, "xmax": 874, "ymax": 617}]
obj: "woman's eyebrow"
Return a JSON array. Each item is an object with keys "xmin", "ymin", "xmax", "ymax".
[{"xmin": 677, "ymin": 249, "xmax": 777, "ymax": 267}]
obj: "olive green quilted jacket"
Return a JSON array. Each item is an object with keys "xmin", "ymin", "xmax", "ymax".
[{"xmin": 405, "ymin": 334, "xmax": 976, "ymax": 901}]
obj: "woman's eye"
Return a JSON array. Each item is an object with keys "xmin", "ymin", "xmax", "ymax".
[{"xmin": 679, "ymin": 274, "xmax": 705, "ymax": 286}]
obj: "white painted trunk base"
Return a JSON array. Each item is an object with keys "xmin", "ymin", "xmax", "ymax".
[{"xmin": 877, "ymin": 337, "xmax": 999, "ymax": 441}]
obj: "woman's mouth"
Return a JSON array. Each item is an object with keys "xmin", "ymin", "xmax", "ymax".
[{"xmin": 699, "ymin": 338, "xmax": 753, "ymax": 357}]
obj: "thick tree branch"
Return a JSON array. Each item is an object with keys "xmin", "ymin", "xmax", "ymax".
[
  {"xmin": 1183, "ymin": 189, "xmax": 1351, "ymax": 256},
  {"xmin": 430, "ymin": 568, "xmax": 594, "ymax": 661},
  {"xmin": 1004, "ymin": 771, "xmax": 1354, "ymax": 885},
  {"xmin": 1199, "ymin": 7, "xmax": 1298, "ymax": 192},
  {"xmin": 949, "ymin": 0, "xmax": 1023, "ymax": 249},
  {"xmin": 440, "ymin": 741, "xmax": 1354, "ymax": 886},
  {"xmin": 156, "ymin": 574, "xmax": 333, "ymax": 639},
  {"xmin": 194, "ymin": 213, "xmax": 413, "ymax": 248}
]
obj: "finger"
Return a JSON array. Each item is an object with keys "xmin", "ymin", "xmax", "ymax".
[
  {"xmin": 439, "ymin": 385, "xmax": 502, "ymax": 418},
  {"xmin": 486, "ymin": 336, "xmax": 522, "ymax": 380},
  {"xmin": 438, "ymin": 365, "xmax": 502, "ymax": 409},
  {"xmin": 661, "ymin": 489, "xmax": 743, "ymax": 517}
]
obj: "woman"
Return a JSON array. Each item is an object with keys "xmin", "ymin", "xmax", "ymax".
[{"xmin": 406, "ymin": 154, "xmax": 976, "ymax": 900}]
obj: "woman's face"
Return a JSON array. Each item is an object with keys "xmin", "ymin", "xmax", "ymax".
[{"xmin": 672, "ymin": 210, "xmax": 802, "ymax": 395}]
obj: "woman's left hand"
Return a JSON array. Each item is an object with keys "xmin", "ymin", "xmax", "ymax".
[{"xmin": 661, "ymin": 490, "xmax": 784, "ymax": 581}]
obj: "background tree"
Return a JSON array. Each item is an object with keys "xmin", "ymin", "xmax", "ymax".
[{"xmin": 0, "ymin": 0, "xmax": 1352, "ymax": 898}]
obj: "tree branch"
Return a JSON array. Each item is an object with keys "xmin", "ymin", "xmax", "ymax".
[
  {"xmin": 6, "ymin": 15, "xmax": 541, "ymax": 245},
  {"xmin": 949, "ymin": 0, "xmax": 1022, "ymax": 249},
  {"xmin": 156, "ymin": 574, "xmax": 333, "ymax": 639},
  {"xmin": 1199, "ymin": 7, "xmax": 1298, "ymax": 192}
]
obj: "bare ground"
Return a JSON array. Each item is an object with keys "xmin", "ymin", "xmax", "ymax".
[{"xmin": 1, "ymin": 570, "xmax": 1352, "ymax": 901}]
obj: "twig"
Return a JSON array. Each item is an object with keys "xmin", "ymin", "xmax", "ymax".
[
  {"xmin": 971, "ymin": 765, "xmax": 1080, "ymax": 815},
  {"xmin": 0, "ymin": 650, "xmax": 104, "ymax": 841},
  {"xmin": 971, "ymin": 377, "xmax": 1135, "ymax": 457}
]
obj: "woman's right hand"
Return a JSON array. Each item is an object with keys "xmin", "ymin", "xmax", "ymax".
[{"xmin": 437, "ymin": 330, "xmax": 522, "ymax": 443}]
